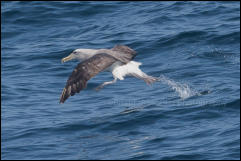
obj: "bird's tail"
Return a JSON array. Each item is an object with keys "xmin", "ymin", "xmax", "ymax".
[{"xmin": 129, "ymin": 61, "xmax": 159, "ymax": 85}]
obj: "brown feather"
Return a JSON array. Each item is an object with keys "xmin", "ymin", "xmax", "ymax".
[
  {"xmin": 60, "ymin": 53, "xmax": 117, "ymax": 103},
  {"xmin": 96, "ymin": 45, "xmax": 137, "ymax": 64},
  {"xmin": 111, "ymin": 45, "xmax": 137, "ymax": 57}
]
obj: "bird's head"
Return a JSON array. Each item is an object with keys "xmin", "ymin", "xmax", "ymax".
[
  {"xmin": 61, "ymin": 49, "xmax": 97, "ymax": 63},
  {"xmin": 61, "ymin": 49, "xmax": 84, "ymax": 63}
]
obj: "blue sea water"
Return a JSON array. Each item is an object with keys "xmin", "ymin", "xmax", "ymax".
[{"xmin": 1, "ymin": 1, "xmax": 240, "ymax": 160}]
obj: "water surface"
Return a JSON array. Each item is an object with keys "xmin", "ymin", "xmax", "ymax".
[{"xmin": 1, "ymin": 1, "xmax": 240, "ymax": 160}]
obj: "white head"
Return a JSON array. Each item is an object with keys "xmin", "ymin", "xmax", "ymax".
[{"xmin": 61, "ymin": 49, "xmax": 98, "ymax": 63}]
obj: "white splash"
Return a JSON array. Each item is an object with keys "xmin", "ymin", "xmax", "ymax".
[{"xmin": 158, "ymin": 75, "xmax": 195, "ymax": 99}]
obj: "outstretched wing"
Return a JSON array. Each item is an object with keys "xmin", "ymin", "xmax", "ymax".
[
  {"xmin": 60, "ymin": 53, "xmax": 117, "ymax": 103},
  {"xmin": 111, "ymin": 45, "xmax": 137, "ymax": 63},
  {"xmin": 112, "ymin": 45, "xmax": 137, "ymax": 57},
  {"xmin": 96, "ymin": 45, "xmax": 137, "ymax": 64}
]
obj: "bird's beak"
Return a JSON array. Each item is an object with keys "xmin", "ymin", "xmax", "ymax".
[{"xmin": 61, "ymin": 54, "xmax": 73, "ymax": 63}]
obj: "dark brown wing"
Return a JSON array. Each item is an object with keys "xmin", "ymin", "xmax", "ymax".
[
  {"xmin": 111, "ymin": 45, "xmax": 137, "ymax": 63},
  {"xmin": 60, "ymin": 53, "xmax": 117, "ymax": 103},
  {"xmin": 112, "ymin": 45, "xmax": 137, "ymax": 56},
  {"xmin": 95, "ymin": 45, "xmax": 137, "ymax": 64}
]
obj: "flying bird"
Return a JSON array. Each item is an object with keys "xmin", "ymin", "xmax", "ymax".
[{"xmin": 60, "ymin": 45, "xmax": 159, "ymax": 103}]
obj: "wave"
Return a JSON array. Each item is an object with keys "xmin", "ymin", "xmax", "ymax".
[
  {"xmin": 157, "ymin": 30, "xmax": 208, "ymax": 47},
  {"xmin": 2, "ymin": 1, "xmax": 240, "ymax": 160},
  {"xmin": 207, "ymin": 31, "xmax": 240, "ymax": 45}
]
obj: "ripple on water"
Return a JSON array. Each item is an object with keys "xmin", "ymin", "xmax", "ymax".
[{"xmin": 1, "ymin": 1, "xmax": 240, "ymax": 160}]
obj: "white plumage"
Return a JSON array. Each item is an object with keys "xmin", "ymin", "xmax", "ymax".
[{"xmin": 111, "ymin": 61, "xmax": 142, "ymax": 80}]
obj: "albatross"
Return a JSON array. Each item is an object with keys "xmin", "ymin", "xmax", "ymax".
[{"xmin": 60, "ymin": 45, "xmax": 158, "ymax": 103}]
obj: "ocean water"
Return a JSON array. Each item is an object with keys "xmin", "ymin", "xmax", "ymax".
[{"xmin": 1, "ymin": 1, "xmax": 240, "ymax": 160}]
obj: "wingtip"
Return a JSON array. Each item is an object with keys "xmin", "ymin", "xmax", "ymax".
[
  {"xmin": 59, "ymin": 98, "xmax": 65, "ymax": 104},
  {"xmin": 59, "ymin": 97, "xmax": 65, "ymax": 104},
  {"xmin": 59, "ymin": 88, "xmax": 67, "ymax": 104}
]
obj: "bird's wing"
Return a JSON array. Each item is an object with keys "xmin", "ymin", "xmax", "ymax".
[
  {"xmin": 60, "ymin": 53, "xmax": 117, "ymax": 103},
  {"xmin": 97, "ymin": 45, "xmax": 137, "ymax": 64},
  {"xmin": 111, "ymin": 45, "xmax": 137, "ymax": 63},
  {"xmin": 111, "ymin": 45, "xmax": 137, "ymax": 57}
]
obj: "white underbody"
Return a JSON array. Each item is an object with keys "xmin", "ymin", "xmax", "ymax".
[
  {"xmin": 106, "ymin": 61, "xmax": 143, "ymax": 80},
  {"xmin": 93, "ymin": 60, "xmax": 157, "ymax": 90}
]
